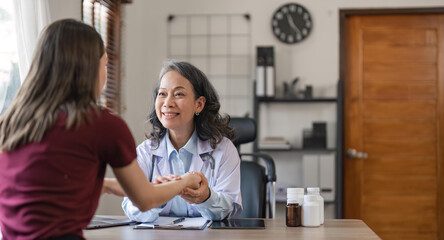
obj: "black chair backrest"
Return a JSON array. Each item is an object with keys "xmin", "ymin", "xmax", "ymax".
[
  {"xmin": 229, "ymin": 117, "xmax": 269, "ymax": 218},
  {"xmin": 229, "ymin": 117, "xmax": 256, "ymax": 150},
  {"xmin": 238, "ymin": 161, "xmax": 266, "ymax": 218}
]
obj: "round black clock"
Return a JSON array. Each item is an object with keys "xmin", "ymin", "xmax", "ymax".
[{"xmin": 271, "ymin": 3, "xmax": 312, "ymax": 44}]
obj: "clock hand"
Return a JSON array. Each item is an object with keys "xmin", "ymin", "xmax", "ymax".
[{"xmin": 286, "ymin": 13, "xmax": 301, "ymax": 34}]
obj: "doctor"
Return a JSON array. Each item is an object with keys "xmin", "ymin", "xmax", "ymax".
[{"xmin": 122, "ymin": 60, "xmax": 242, "ymax": 222}]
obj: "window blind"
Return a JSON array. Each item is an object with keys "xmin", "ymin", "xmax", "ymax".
[{"xmin": 82, "ymin": 0, "xmax": 131, "ymax": 113}]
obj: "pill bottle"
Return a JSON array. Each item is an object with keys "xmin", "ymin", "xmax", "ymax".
[
  {"xmin": 302, "ymin": 194, "xmax": 320, "ymax": 227},
  {"xmin": 307, "ymin": 187, "xmax": 324, "ymax": 224},
  {"xmin": 286, "ymin": 188, "xmax": 301, "ymax": 227},
  {"xmin": 287, "ymin": 188, "xmax": 304, "ymax": 206}
]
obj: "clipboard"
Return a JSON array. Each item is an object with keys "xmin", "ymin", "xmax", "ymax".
[
  {"xmin": 133, "ymin": 216, "xmax": 211, "ymax": 230},
  {"xmin": 85, "ymin": 215, "xmax": 137, "ymax": 229}
]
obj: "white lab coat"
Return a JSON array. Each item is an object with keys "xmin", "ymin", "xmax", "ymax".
[{"xmin": 122, "ymin": 135, "xmax": 242, "ymax": 222}]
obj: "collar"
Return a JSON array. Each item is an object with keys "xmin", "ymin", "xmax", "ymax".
[
  {"xmin": 166, "ymin": 129, "xmax": 198, "ymax": 157},
  {"xmin": 150, "ymin": 130, "xmax": 215, "ymax": 161}
]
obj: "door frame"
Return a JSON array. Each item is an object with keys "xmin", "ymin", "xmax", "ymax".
[{"xmin": 338, "ymin": 9, "xmax": 444, "ymax": 236}]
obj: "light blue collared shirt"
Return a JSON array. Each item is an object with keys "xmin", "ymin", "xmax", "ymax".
[
  {"xmin": 167, "ymin": 130, "xmax": 194, "ymax": 175},
  {"xmin": 166, "ymin": 130, "xmax": 195, "ymax": 217},
  {"xmin": 122, "ymin": 130, "xmax": 242, "ymax": 222}
]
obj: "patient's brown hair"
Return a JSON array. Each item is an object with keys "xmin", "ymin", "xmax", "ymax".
[{"xmin": 0, "ymin": 19, "xmax": 104, "ymax": 151}]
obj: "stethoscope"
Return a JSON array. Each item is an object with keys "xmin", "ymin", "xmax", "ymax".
[{"xmin": 149, "ymin": 152, "xmax": 215, "ymax": 187}]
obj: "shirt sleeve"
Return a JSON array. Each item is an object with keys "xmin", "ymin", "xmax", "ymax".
[
  {"xmin": 97, "ymin": 110, "xmax": 136, "ymax": 168},
  {"xmin": 122, "ymin": 196, "xmax": 165, "ymax": 222},
  {"xmin": 192, "ymin": 138, "xmax": 242, "ymax": 220},
  {"xmin": 192, "ymin": 189, "xmax": 241, "ymax": 220}
]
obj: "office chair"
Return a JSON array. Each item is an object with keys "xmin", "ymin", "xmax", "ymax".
[{"xmin": 229, "ymin": 117, "xmax": 277, "ymax": 218}]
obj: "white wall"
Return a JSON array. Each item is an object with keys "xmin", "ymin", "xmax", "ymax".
[
  {"xmin": 48, "ymin": 0, "xmax": 81, "ymax": 21},
  {"xmin": 48, "ymin": 0, "xmax": 444, "ymax": 216}
]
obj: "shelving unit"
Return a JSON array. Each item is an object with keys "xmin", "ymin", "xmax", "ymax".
[
  {"xmin": 258, "ymin": 148, "xmax": 336, "ymax": 152},
  {"xmin": 253, "ymin": 96, "xmax": 338, "ymax": 153},
  {"xmin": 256, "ymin": 97, "xmax": 337, "ymax": 103},
  {"xmin": 253, "ymin": 82, "xmax": 342, "ymax": 219}
]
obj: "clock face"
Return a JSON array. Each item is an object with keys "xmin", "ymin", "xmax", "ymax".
[{"xmin": 271, "ymin": 3, "xmax": 312, "ymax": 44}]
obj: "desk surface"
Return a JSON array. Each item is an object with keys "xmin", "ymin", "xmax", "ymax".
[{"xmin": 83, "ymin": 218, "xmax": 381, "ymax": 240}]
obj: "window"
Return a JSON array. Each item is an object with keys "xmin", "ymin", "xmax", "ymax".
[
  {"xmin": 82, "ymin": 0, "xmax": 132, "ymax": 114},
  {"xmin": 0, "ymin": 0, "xmax": 19, "ymax": 115}
]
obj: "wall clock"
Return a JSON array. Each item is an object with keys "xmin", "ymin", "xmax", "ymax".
[{"xmin": 271, "ymin": 3, "xmax": 312, "ymax": 44}]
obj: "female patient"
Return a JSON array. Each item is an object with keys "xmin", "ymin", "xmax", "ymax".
[
  {"xmin": 122, "ymin": 60, "xmax": 242, "ymax": 222},
  {"xmin": 0, "ymin": 19, "xmax": 200, "ymax": 240}
]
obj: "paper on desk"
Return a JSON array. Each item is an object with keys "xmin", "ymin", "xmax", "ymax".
[{"xmin": 133, "ymin": 216, "xmax": 210, "ymax": 230}]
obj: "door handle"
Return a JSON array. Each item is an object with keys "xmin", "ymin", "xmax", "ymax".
[{"xmin": 347, "ymin": 148, "xmax": 368, "ymax": 159}]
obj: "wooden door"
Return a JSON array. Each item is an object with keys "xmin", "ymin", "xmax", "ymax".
[{"xmin": 343, "ymin": 13, "xmax": 444, "ymax": 240}]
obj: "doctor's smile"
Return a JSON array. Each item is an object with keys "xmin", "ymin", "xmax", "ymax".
[{"xmin": 162, "ymin": 112, "xmax": 180, "ymax": 119}]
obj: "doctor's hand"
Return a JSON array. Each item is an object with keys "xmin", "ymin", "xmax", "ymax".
[
  {"xmin": 153, "ymin": 174, "xmax": 181, "ymax": 184},
  {"xmin": 180, "ymin": 172, "xmax": 210, "ymax": 204}
]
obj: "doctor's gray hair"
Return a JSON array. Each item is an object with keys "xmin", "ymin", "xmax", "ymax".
[{"xmin": 147, "ymin": 60, "xmax": 234, "ymax": 149}]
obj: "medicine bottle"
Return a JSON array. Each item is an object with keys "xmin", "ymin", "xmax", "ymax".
[
  {"xmin": 302, "ymin": 195, "xmax": 320, "ymax": 227},
  {"xmin": 287, "ymin": 188, "xmax": 304, "ymax": 206},
  {"xmin": 286, "ymin": 188, "xmax": 301, "ymax": 227},
  {"xmin": 307, "ymin": 187, "xmax": 324, "ymax": 224}
]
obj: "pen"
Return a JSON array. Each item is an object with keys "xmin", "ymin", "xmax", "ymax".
[{"xmin": 171, "ymin": 217, "xmax": 185, "ymax": 225}]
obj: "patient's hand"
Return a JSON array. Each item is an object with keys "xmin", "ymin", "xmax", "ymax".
[
  {"xmin": 102, "ymin": 178, "xmax": 126, "ymax": 197},
  {"xmin": 180, "ymin": 172, "xmax": 210, "ymax": 204},
  {"xmin": 153, "ymin": 174, "xmax": 181, "ymax": 184},
  {"xmin": 181, "ymin": 172, "xmax": 202, "ymax": 190}
]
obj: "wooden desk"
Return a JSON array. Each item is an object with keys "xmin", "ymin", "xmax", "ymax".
[{"xmin": 84, "ymin": 218, "xmax": 381, "ymax": 240}]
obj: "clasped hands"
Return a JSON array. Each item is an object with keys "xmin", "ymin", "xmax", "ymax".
[{"xmin": 154, "ymin": 172, "xmax": 210, "ymax": 204}]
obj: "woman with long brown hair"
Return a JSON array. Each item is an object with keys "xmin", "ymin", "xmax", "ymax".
[{"xmin": 0, "ymin": 19, "xmax": 201, "ymax": 240}]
